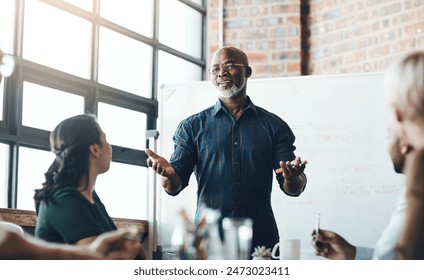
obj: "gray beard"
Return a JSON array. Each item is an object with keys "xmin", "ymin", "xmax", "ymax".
[
  {"xmin": 218, "ymin": 84, "xmax": 240, "ymax": 98},
  {"xmin": 218, "ymin": 80, "xmax": 246, "ymax": 98}
]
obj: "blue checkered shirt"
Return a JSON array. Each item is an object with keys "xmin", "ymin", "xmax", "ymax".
[{"xmin": 169, "ymin": 96, "xmax": 298, "ymax": 249}]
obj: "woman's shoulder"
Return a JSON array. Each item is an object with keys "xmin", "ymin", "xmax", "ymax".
[
  {"xmin": 37, "ymin": 187, "xmax": 82, "ymax": 216},
  {"xmin": 51, "ymin": 186, "xmax": 85, "ymax": 201},
  {"xmin": 41, "ymin": 187, "xmax": 91, "ymax": 216}
]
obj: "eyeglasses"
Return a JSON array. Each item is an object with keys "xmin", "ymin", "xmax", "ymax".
[
  {"xmin": 209, "ymin": 63, "xmax": 248, "ymax": 75},
  {"xmin": 0, "ymin": 52, "xmax": 15, "ymax": 78}
]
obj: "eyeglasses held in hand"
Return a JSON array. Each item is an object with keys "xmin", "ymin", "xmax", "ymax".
[
  {"xmin": 0, "ymin": 52, "xmax": 15, "ymax": 78},
  {"xmin": 209, "ymin": 63, "xmax": 247, "ymax": 75}
]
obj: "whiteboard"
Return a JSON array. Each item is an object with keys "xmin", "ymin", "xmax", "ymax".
[{"xmin": 156, "ymin": 73, "xmax": 405, "ymax": 259}]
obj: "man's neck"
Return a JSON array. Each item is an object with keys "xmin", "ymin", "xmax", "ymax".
[{"xmin": 220, "ymin": 93, "xmax": 248, "ymax": 120}]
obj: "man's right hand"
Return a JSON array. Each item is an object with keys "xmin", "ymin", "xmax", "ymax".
[
  {"xmin": 145, "ymin": 148, "xmax": 174, "ymax": 177},
  {"xmin": 145, "ymin": 149, "xmax": 182, "ymax": 195},
  {"xmin": 311, "ymin": 229, "xmax": 356, "ymax": 260}
]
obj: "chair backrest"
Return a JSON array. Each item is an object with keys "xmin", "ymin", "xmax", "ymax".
[{"xmin": 0, "ymin": 221, "xmax": 25, "ymax": 236}]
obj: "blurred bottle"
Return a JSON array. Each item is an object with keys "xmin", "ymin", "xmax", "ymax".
[
  {"xmin": 170, "ymin": 211, "xmax": 197, "ymax": 260},
  {"xmin": 200, "ymin": 208, "xmax": 224, "ymax": 259},
  {"xmin": 222, "ymin": 217, "xmax": 253, "ymax": 260}
]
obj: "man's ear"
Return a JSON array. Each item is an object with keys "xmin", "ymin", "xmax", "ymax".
[{"xmin": 245, "ymin": 66, "xmax": 252, "ymax": 77}]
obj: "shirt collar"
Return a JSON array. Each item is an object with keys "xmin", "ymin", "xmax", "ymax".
[{"xmin": 213, "ymin": 96, "xmax": 258, "ymax": 116}]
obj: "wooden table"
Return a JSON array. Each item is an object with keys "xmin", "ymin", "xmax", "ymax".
[{"xmin": 0, "ymin": 208, "xmax": 148, "ymax": 238}]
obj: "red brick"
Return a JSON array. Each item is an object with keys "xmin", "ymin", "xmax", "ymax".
[{"xmin": 206, "ymin": 0, "xmax": 424, "ymax": 76}]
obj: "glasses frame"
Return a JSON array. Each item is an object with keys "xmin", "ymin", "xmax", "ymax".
[
  {"xmin": 209, "ymin": 63, "xmax": 248, "ymax": 75},
  {"xmin": 0, "ymin": 51, "xmax": 16, "ymax": 78}
]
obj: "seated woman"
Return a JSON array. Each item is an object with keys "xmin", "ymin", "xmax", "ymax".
[{"xmin": 34, "ymin": 114, "xmax": 145, "ymax": 259}]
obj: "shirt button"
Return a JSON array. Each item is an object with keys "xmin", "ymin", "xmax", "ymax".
[{"xmin": 234, "ymin": 142, "xmax": 238, "ymax": 145}]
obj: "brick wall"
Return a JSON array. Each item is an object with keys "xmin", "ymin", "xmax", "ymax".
[
  {"xmin": 206, "ymin": 0, "xmax": 424, "ymax": 77},
  {"xmin": 207, "ymin": 0, "xmax": 301, "ymax": 78}
]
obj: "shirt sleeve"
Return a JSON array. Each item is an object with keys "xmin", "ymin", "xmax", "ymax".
[
  {"xmin": 274, "ymin": 118, "xmax": 297, "ymax": 189},
  {"xmin": 275, "ymin": 120, "xmax": 296, "ymax": 161},
  {"xmin": 372, "ymin": 188, "xmax": 406, "ymax": 260},
  {"xmin": 169, "ymin": 119, "xmax": 197, "ymax": 189},
  {"xmin": 355, "ymin": 246, "xmax": 374, "ymax": 260}
]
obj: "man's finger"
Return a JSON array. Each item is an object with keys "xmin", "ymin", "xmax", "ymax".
[
  {"xmin": 275, "ymin": 167, "xmax": 283, "ymax": 174},
  {"xmin": 145, "ymin": 148, "xmax": 159, "ymax": 159}
]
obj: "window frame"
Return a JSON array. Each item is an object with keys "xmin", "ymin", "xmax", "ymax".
[{"xmin": 0, "ymin": 0, "xmax": 206, "ymax": 210}]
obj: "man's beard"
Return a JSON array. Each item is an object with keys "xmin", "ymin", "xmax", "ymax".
[{"xmin": 218, "ymin": 80, "xmax": 246, "ymax": 98}]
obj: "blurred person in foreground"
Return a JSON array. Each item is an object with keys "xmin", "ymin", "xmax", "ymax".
[
  {"xmin": 0, "ymin": 225, "xmax": 142, "ymax": 260},
  {"xmin": 386, "ymin": 50, "xmax": 424, "ymax": 259},
  {"xmin": 311, "ymin": 120, "xmax": 411, "ymax": 259},
  {"xmin": 313, "ymin": 51, "xmax": 424, "ymax": 260}
]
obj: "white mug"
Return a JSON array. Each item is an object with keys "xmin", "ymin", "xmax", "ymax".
[{"xmin": 271, "ymin": 239, "xmax": 301, "ymax": 260}]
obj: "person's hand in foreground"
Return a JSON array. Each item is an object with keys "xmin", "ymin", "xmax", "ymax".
[{"xmin": 311, "ymin": 228, "xmax": 356, "ymax": 260}]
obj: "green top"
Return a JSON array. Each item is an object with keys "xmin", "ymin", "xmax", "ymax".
[{"xmin": 35, "ymin": 187, "xmax": 116, "ymax": 244}]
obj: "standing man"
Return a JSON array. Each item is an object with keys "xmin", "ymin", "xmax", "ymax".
[{"xmin": 146, "ymin": 46, "xmax": 307, "ymax": 254}]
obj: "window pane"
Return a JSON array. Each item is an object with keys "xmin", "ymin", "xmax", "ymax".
[
  {"xmin": 97, "ymin": 103, "xmax": 147, "ymax": 150},
  {"xmin": 0, "ymin": 16, "xmax": 16, "ymax": 122},
  {"xmin": 23, "ymin": 0, "xmax": 92, "ymax": 78},
  {"xmin": 64, "ymin": 0, "xmax": 93, "ymax": 11},
  {"xmin": 0, "ymin": 78, "xmax": 4, "ymax": 121},
  {"xmin": 0, "ymin": 0, "xmax": 15, "ymax": 54},
  {"xmin": 22, "ymin": 82, "xmax": 84, "ymax": 131},
  {"xmin": 95, "ymin": 162, "xmax": 148, "ymax": 219},
  {"xmin": 98, "ymin": 27, "xmax": 152, "ymax": 98},
  {"xmin": 0, "ymin": 143, "xmax": 8, "ymax": 208},
  {"xmin": 158, "ymin": 51, "xmax": 202, "ymax": 89},
  {"xmin": 100, "ymin": 0, "xmax": 153, "ymax": 37},
  {"xmin": 159, "ymin": 1, "xmax": 202, "ymax": 59},
  {"xmin": 0, "ymin": 0, "xmax": 15, "ymax": 122},
  {"xmin": 17, "ymin": 147, "xmax": 55, "ymax": 211}
]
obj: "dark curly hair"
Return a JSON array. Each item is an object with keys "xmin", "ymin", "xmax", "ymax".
[{"xmin": 34, "ymin": 114, "xmax": 101, "ymax": 213}]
